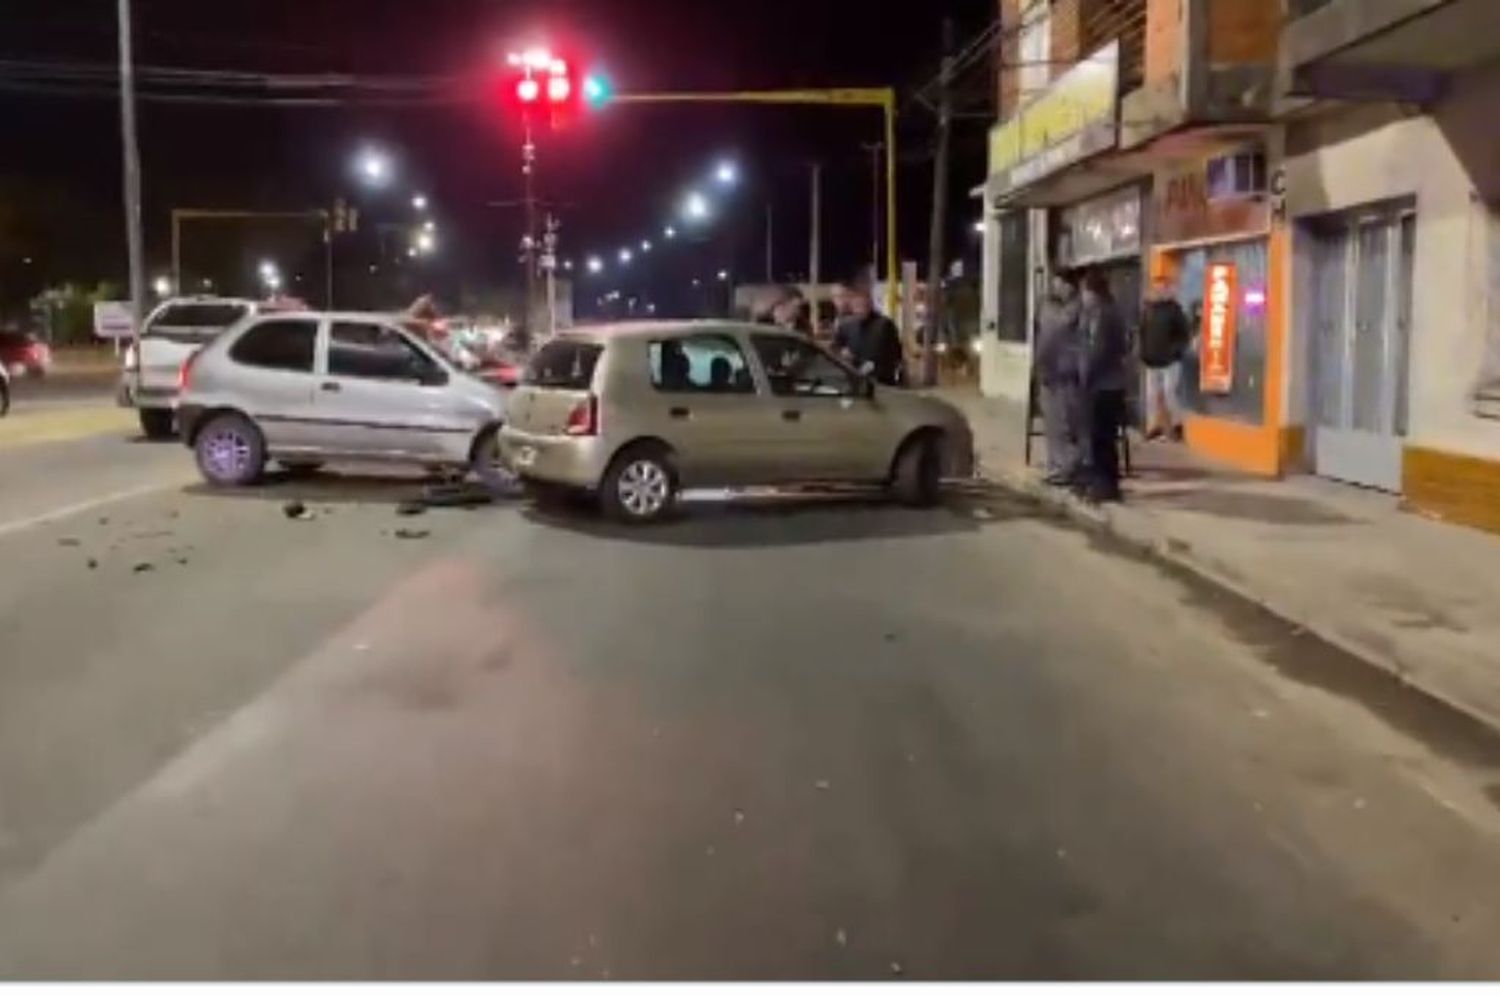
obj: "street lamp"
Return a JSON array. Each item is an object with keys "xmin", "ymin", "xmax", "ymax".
[
  {"xmin": 152, "ymin": 275, "xmax": 172, "ymax": 297},
  {"xmin": 422, "ymin": 219, "xmax": 436, "ymax": 233},
  {"xmin": 412, "ymin": 194, "xmax": 429, "ymax": 211},
  {"xmin": 618, "ymin": 248, "xmax": 633, "ymax": 264},
  {"xmin": 640, "ymin": 239, "xmax": 652, "ymax": 252},
  {"xmin": 682, "ymin": 191, "xmax": 710, "ymax": 222},
  {"xmin": 664, "ymin": 225, "xmax": 677, "ymax": 239},
  {"xmin": 415, "ymin": 231, "xmax": 436, "ymax": 255},
  {"xmin": 716, "ymin": 269, "xmax": 729, "ymax": 282},
  {"xmin": 715, "ymin": 161, "xmax": 738, "ymax": 185},
  {"xmin": 356, "ymin": 148, "xmax": 392, "ymax": 187},
  {"xmin": 587, "ymin": 255, "xmax": 604, "ymax": 274}
]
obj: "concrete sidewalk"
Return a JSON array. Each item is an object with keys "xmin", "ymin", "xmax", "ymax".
[{"xmin": 943, "ymin": 390, "xmax": 1500, "ymax": 736}]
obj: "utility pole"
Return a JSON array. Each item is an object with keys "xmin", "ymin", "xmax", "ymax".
[
  {"xmin": 116, "ymin": 0, "xmax": 147, "ymax": 365},
  {"xmin": 862, "ymin": 142, "xmax": 883, "ymax": 283},
  {"xmin": 765, "ymin": 202, "xmax": 774, "ymax": 283},
  {"xmin": 922, "ymin": 18, "xmax": 956, "ymax": 388},
  {"xmin": 521, "ymin": 117, "xmax": 539, "ymax": 341},
  {"xmin": 809, "ymin": 162, "xmax": 822, "ymax": 303}
]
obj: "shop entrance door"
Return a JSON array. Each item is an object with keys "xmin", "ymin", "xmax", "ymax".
[{"xmin": 1308, "ymin": 207, "xmax": 1414, "ymax": 492}]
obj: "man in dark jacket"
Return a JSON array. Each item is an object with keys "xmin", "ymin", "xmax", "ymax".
[
  {"xmin": 834, "ymin": 285, "xmax": 904, "ymax": 386},
  {"xmin": 1139, "ymin": 275, "xmax": 1191, "ymax": 441},
  {"xmin": 1079, "ymin": 269, "xmax": 1130, "ymax": 503}
]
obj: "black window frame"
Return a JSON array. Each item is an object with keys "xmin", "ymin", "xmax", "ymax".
[{"xmin": 227, "ymin": 318, "xmax": 319, "ymax": 373}]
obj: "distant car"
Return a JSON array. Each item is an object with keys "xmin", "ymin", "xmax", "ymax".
[
  {"xmin": 0, "ymin": 331, "xmax": 52, "ymax": 379},
  {"xmin": 175, "ymin": 311, "xmax": 509, "ymax": 487},
  {"xmin": 120, "ymin": 297, "xmax": 263, "ymax": 439},
  {"xmin": 500, "ymin": 321, "xmax": 974, "ymax": 523}
]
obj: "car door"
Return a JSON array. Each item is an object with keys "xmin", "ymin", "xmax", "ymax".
[
  {"xmin": 316, "ymin": 320, "xmax": 460, "ymax": 459},
  {"xmin": 222, "ymin": 317, "xmax": 322, "ymax": 452},
  {"xmin": 748, "ymin": 332, "xmax": 891, "ymax": 482},
  {"xmin": 645, "ymin": 332, "xmax": 779, "ymax": 487}
]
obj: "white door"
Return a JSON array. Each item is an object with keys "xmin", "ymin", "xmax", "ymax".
[
  {"xmin": 317, "ymin": 320, "xmax": 462, "ymax": 459},
  {"xmin": 1309, "ymin": 208, "xmax": 1414, "ymax": 492}
]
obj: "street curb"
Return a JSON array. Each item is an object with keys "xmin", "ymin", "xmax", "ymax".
[{"xmin": 975, "ymin": 452, "xmax": 1500, "ymax": 743}]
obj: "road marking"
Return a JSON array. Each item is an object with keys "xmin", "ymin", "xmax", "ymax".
[
  {"xmin": 0, "ymin": 406, "xmax": 135, "ymax": 450},
  {"xmin": 0, "ymin": 481, "xmax": 182, "ymax": 540}
]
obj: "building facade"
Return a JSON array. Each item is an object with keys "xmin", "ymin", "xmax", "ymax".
[
  {"xmin": 977, "ymin": 0, "xmax": 1289, "ymax": 474},
  {"xmin": 1278, "ymin": 0, "xmax": 1500, "ymax": 533}
]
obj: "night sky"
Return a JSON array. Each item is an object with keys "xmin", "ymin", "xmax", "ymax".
[{"xmin": 1, "ymin": 0, "xmax": 993, "ymax": 317}]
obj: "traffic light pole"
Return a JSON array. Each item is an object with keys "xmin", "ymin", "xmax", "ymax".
[{"xmin": 611, "ymin": 88, "xmax": 899, "ymax": 318}]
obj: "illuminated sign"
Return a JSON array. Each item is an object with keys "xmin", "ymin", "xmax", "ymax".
[
  {"xmin": 1201, "ymin": 262, "xmax": 1238, "ymax": 394},
  {"xmin": 987, "ymin": 41, "xmax": 1119, "ymax": 196}
]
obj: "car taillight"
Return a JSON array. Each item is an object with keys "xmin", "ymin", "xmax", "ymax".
[
  {"xmin": 178, "ymin": 349, "xmax": 202, "ymax": 391},
  {"xmin": 564, "ymin": 394, "xmax": 599, "ymax": 436}
]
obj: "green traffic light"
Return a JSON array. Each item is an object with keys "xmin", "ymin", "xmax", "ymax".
[{"xmin": 583, "ymin": 73, "xmax": 612, "ymax": 108}]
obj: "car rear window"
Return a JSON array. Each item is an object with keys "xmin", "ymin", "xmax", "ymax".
[
  {"xmin": 146, "ymin": 303, "xmax": 249, "ymax": 337},
  {"xmin": 524, "ymin": 340, "xmax": 602, "ymax": 389}
]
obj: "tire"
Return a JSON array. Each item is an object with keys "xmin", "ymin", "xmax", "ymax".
[
  {"xmin": 279, "ymin": 461, "xmax": 324, "ymax": 478},
  {"xmin": 194, "ymin": 412, "xmax": 266, "ymax": 487},
  {"xmin": 600, "ymin": 443, "xmax": 678, "ymax": 524},
  {"xmin": 138, "ymin": 407, "xmax": 176, "ymax": 440},
  {"xmin": 890, "ymin": 431, "xmax": 943, "ymax": 508}
]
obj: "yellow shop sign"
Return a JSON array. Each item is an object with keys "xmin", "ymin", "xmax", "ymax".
[{"xmin": 989, "ymin": 41, "xmax": 1119, "ymax": 194}]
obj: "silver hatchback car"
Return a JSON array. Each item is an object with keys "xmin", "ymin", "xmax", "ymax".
[
  {"xmin": 176, "ymin": 311, "xmax": 508, "ymax": 486},
  {"xmin": 501, "ymin": 321, "xmax": 974, "ymax": 522}
]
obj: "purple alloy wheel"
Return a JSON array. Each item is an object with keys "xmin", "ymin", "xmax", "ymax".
[{"xmin": 202, "ymin": 426, "xmax": 253, "ymax": 481}]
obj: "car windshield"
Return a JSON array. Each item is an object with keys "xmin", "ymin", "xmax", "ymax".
[{"xmin": 524, "ymin": 339, "xmax": 602, "ymax": 389}]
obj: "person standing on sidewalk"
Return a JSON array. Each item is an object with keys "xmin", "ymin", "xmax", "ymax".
[
  {"xmin": 1079, "ymin": 269, "xmax": 1130, "ymax": 503},
  {"xmin": 835, "ymin": 284, "xmax": 905, "ymax": 386},
  {"xmin": 1035, "ymin": 269, "xmax": 1083, "ymax": 485},
  {"xmin": 1140, "ymin": 275, "xmax": 1191, "ymax": 441}
]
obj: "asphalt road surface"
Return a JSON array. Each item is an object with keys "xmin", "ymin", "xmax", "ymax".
[{"xmin": 2, "ymin": 415, "xmax": 1500, "ymax": 980}]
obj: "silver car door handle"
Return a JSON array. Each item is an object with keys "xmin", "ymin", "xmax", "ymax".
[
  {"xmin": 782, "ymin": 409, "xmax": 802, "ymax": 422},
  {"xmin": 669, "ymin": 406, "xmax": 691, "ymax": 419}
]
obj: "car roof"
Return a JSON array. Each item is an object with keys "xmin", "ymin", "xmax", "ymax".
[
  {"xmin": 554, "ymin": 319, "xmax": 784, "ymax": 344},
  {"xmin": 240, "ymin": 310, "xmax": 416, "ymax": 325}
]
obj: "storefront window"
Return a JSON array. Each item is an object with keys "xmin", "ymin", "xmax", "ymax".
[{"xmin": 1173, "ymin": 238, "xmax": 1269, "ymax": 425}]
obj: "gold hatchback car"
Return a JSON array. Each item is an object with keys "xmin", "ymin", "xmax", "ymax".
[{"xmin": 500, "ymin": 321, "xmax": 975, "ymax": 523}]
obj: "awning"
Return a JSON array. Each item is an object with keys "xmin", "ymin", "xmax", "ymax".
[{"xmin": 988, "ymin": 124, "xmax": 1267, "ymax": 211}]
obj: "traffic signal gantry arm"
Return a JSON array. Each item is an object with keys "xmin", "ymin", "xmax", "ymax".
[{"xmin": 611, "ymin": 87, "xmax": 899, "ymax": 317}]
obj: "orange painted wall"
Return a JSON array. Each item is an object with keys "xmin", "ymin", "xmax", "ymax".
[{"xmin": 1150, "ymin": 217, "xmax": 1291, "ymax": 478}]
